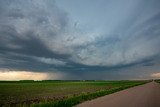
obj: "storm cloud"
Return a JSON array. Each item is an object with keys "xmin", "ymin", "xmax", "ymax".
[{"xmin": 0, "ymin": 0, "xmax": 160, "ymax": 80}]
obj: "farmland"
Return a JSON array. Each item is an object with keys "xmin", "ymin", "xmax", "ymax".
[{"xmin": 0, "ymin": 80, "xmax": 148, "ymax": 107}]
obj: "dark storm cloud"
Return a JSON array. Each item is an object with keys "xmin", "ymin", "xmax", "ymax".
[
  {"xmin": 0, "ymin": 0, "xmax": 160, "ymax": 80},
  {"xmin": 0, "ymin": 0, "xmax": 70, "ymax": 71},
  {"xmin": 0, "ymin": 25, "xmax": 69, "ymax": 59}
]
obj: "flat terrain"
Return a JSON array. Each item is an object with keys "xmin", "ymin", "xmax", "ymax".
[
  {"xmin": 77, "ymin": 81, "xmax": 160, "ymax": 107},
  {"xmin": 0, "ymin": 80, "xmax": 146, "ymax": 106}
]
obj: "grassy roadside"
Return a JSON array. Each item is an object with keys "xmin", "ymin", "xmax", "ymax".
[
  {"xmin": 32, "ymin": 81, "xmax": 148, "ymax": 107},
  {"xmin": 154, "ymin": 79, "xmax": 160, "ymax": 83}
]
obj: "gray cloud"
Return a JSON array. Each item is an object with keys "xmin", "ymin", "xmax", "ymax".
[{"xmin": 0, "ymin": 0, "xmax": 160, "ymax": 79}]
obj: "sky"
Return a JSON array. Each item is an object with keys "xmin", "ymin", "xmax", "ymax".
[{"xmin": 0, "ymin": 0, "xmax": 160, "ymax": 80}]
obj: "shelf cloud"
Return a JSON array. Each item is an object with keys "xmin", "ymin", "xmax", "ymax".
[{"xmin": 0, "ymin": 0, "xmax": 160, "ymax": 80}]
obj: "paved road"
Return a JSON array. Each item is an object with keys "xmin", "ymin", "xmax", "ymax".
[{"xmin": 77, "ymin": 81, "xmax": 160, "ymax": 107}]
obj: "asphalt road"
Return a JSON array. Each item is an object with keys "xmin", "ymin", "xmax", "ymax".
[{"xmin": 77, "ymin": 81, "xmax": 160, "ymax": 107}]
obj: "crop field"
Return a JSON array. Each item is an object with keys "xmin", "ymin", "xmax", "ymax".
[{"xmin": 0, "ymin": 80, "xmax": 148, "ymax": 107}]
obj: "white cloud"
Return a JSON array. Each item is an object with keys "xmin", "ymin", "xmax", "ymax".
[
  {"xmin": 34, "ymin": 57, "xmax": 66, "ymax": 65},
  {"xmin": 151, "ymin": 72, "xmax": 160, "ymax": 78}
]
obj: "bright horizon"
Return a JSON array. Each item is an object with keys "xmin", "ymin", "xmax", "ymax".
[
  {"xmin": 0, "ymin": 0, "xmax": 160, "ymax": 80},
  {"xmin": 0, "ymin": 70, "xmax": 160, "ymax": 80}
]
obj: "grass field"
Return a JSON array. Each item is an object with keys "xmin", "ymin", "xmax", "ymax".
[
  {"xmin": 155, "ymin": 79, "xmax": 160, "ymax": 83},
  {"xmin": 0, "ymin": 80, "xmax": 148, "ymax": 107}
]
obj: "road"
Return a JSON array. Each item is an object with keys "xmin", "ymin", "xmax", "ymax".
[{"xmin": 77, "ymin": 81, "xmax": 160, "ymax": 107}]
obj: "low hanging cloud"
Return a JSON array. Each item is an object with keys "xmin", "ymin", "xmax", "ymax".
[
  {"xmin": 0, "ymin": 0, "xmax": 160, "ymax": 79},
  {"xmin": 34, "ymin": 57, "xmax": 66, "ymax": 66}
]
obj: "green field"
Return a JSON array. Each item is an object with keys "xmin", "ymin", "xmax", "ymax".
[
  {"xmin": 0, "ymin": 80, "xmax": 148, "ymax": 107},
  {"xmin": 155, "ymin": 79, "xmax": 160, "ymax": 83}
]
